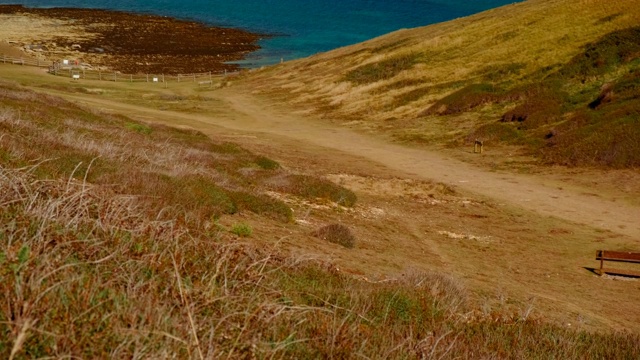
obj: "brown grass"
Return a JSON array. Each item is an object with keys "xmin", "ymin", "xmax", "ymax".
[
  {"xmin": 2, "ymin": 75, "xmax": 640, "ymax": 357},
  {"xmin": 312, "ymin": 223, "xmax": 356, "ymax": 248}
]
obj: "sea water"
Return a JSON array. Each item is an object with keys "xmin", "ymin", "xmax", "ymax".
[{"xmin": 1, "ymin": 0, "xmax": 519, "ymax": 66}]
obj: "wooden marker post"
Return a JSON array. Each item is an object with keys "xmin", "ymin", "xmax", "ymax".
[{"xmin": 474, "ymin": 139, "xmax": 484, "ymax": 154}]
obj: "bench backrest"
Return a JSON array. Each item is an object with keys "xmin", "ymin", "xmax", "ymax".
[{"xmin": 596, "ymin": 250, "xmax": 640, "ymax": 263}]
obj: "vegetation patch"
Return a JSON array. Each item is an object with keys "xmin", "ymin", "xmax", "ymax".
[
  {"xmin": 557, "ymin": 26, "xmax": 640, "ymax": 82},
  {"xmin": 477, "ymin": 62, "xmax": 527, "ymax": 82},
  {"xmin": 467, "ymin": 122, "xmax": 524, "ymax": 144},
  {"xmin": 254, "ymin": 155, "xmax": 280, "ymax": 170},
  {"xmin": 229, "ymin": 191, "xmax": 293, "ymax": 222},
  {"xmin": 230, "ymin": 222, "xmax": 253, "ymax": 237},
  {"xmin": 421, "ymin": 83, "xmax": 510, "ymax": 116},
  {"xmin": 268, "ymin": 174, "xmax": 357, "ymax": 207},
  {"xmin": 125, "ymin": 121, "xmax": 152, "ymax": 134},
  {"xmin": 312, "ymin": 223, "xmax": 356, "ymax": 248},
  {"xmin": 343, "ymin": 52, "xmax": 422, "ymax": 85},
  {"xmin": 500, "ymin": 84, "xmax": 567, "ymax": 130}
]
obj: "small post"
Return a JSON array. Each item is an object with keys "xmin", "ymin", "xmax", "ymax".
[
  {"xmin": 178, "ymin": 74, "xmax": 180, "ymax": 82},
  {"xmin": 598, "ymin": 250, "xmax": 604, "ymax": 276},
  {"xmin": 114, "ymin": 72, "xmax": 117, "ymax": 82},
  {"xmin": 474, "ymin": 139, "xmax": 484, "ymax": 154},
  {"xmin": 99, "ymin": 71, "xmax": 101, "ymax": 81},
  {"xmin": 82, "ymin": 69, "xmax": 85, "ymax": 79},
  {"xmin": 162, "ymin": 74, "xmax": 165, "ymax": 83},
  {"xmin": 130, "ymin": 74, "xmax": 132, "ymax": 82},
  {"xmin": 146, "ymin": 74, "xmax": 149, "ymax": 82},
  {"xmin": 193, "ymin": 73, "xmax": 195, "ymax": 82}
]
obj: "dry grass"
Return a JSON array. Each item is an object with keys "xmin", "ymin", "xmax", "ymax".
[
  {"xmin": 2, "ymin": 74, "xmax": 640, "ymax": 357},
  {"xmin": 240, "ymin": 0, "xmax": 640, "ymax": 168},
  {"xmin": 312, "ymin": 223, "xmax": 356, "ymax": 248}
]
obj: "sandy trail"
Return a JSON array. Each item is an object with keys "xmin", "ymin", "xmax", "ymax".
[{"xmin": 58, "ymin": 87, "xmax": 640, "ymax": 240}]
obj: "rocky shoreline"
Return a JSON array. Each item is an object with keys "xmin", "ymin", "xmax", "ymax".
[{"xmin": 0, "ymin": 5, "xmax": 266, "ymax": 74}]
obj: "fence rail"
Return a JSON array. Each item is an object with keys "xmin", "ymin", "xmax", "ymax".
[
  {"xmin": 1, "ymin": 53, "xmax": 238, "ymax": 84},
  {"xmin": 1, "ymin": 54, "xmax": 53, "ymax": 68}
]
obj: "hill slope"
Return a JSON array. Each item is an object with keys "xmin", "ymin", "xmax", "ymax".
[
  {"xmin": 2, "ymin": 72, "xmax": 640, "ymax": 359},
  {"xmin": 243, "ymin": 0, "xmax": 640, "ymax": 167}
]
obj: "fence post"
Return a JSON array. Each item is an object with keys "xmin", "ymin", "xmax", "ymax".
[
  {"xmin": 162, "ymin": 74, "xmax": 165, "ymax": 83},
  {"xmin": 130, "ymin": 74, "xmax": 132, "ymax": 82},
  {"xmin": 99, "ymin": 71, "xmax": 101, "ymax": 81},
  {"xmin": 114, "ymin": 72, "xmax": 117, "ymax": 82},
  {"xmin": 193, "ymin": 73, "xmax": 195, "ymax": 82},
  {"xmin": 178, "ymin": 74, "xmax": 180, "ymax": 82}
]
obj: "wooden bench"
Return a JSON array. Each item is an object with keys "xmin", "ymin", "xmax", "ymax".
[{"xmin": 595, "ymin": 250, "xmax": 640, "ymax": 277}]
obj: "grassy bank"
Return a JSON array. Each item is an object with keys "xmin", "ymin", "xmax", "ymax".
[
  {"xmin": 242, "ymin": 0, "xmax": 640, "ymax": 169},
  {"xmin": 1, "ymin": 76, "xmax": 640, "ymax": 357}
]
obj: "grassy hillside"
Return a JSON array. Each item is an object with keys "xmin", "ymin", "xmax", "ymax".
[
  {"xmin": 242, "ymin": 0, "xmax": 640, "ymax": 168},
  {"xmin": 2, "ymin": 78, "xmax": 640, "ymax": 358}
]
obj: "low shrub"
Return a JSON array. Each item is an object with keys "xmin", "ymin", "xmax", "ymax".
[
  {"xmin": 422, "ymin": 83, "xmax": 508, "ymax": 116},
  {"xmin": 125, "ymin": 121, "xmax": 152, "ymax": 135},
  {"xmin": 312, "ymin": 223, "xmax": 356, "ymax": 248},
  {"xmin": 467, "ymin": 122, "xmax": 523, "ymax": 144},
  {"xmin": 229, "ymin": 191, "xmax": 293, "ymax": 222},
  {"xmin": 255, "ymin": 155, "xmax": 280, "ymax": 170},
  {"xmin": 343, "ymin": 52, "xmax": 422, "ymax": 85},
  {"xmin": 269, "ymin": 174, "xmax": 357, "ymax": 207},
  {"xmin": 230, "ymin": 222, "xmax": 252, "ymax": 237}
]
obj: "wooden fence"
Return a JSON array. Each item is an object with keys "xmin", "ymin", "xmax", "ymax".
[
  {"xmin": 1, "ymin": 53, "xmax": 237, "ymax": 84},
  {"xmin": 1, "ymin": 54, "xmax": 53, "ymax": 68}
]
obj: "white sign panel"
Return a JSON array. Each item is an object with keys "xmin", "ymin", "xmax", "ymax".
[
  {"xmin": 72, "ymin": 74, "xmax": 80, "ymax": 79},
  {"xmin": 63, "ymin": 59, "xmax": 69, "ymax": 65},
  {"xmin": 153, "ymin": 77, "xmax": 159, "ymax": 82}
]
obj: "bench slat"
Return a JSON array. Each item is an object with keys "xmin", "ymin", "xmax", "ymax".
[{"xmin": 595, "ymin": 250, "xmax": 640, "ymax": 263}]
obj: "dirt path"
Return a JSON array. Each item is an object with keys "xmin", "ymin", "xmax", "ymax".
[{"xmin": 58, "ymin": 87, "xmax": 640, "ymax": 240}]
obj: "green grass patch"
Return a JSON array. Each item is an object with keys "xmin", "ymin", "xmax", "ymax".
[
  {"xmin": 125, "ymin": 122, "xmax": 152, "ymax": 135},
  {"xmin": 230, "ymin": 222, "xmax": 252, "ymax": 237},
  {"xmin": 344, "ymin": 52, "xmax": 422, "ymax": 85},
  {"xmin": 254, "ymin": 155, "xmax": 280, "ymax": 170}
]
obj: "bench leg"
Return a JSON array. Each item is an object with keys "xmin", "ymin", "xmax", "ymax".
[{"xmin": 598, "ymin": 257, "xmax": 604, "ymax": 276}]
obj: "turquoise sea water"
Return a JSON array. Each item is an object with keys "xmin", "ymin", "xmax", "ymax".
[{"xmin": 1, "ymin": 0, "xmax": 519, "ymax": 66}]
